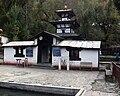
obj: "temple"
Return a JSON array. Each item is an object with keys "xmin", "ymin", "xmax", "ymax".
[
  {"xmin": 2, "ymin": 5, "xmax": 101, "ymax": 70},
  {"xmin": 50, "ymin": 5, "xmax": 80, "ymax": 39}
]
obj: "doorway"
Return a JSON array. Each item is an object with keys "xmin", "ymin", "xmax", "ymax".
[{"xmin": 37, "ymin": 35, "xmax": 52, "ymax": 64}]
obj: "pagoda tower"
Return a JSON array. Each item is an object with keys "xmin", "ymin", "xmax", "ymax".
[{"xmin": 50, "ymin": 5, "xmax": 80, "ymax": 39}]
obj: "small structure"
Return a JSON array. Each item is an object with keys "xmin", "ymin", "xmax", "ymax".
[
  {"xmin": 2, "ymin": 5, "xmax": 101, "ymax": 70},
  {"xmin": 0, "ymin": 29, "xmax": 8, "ymax": 46},
  {"xmin": 52, "ymin": 40, "xmax": 101, "ymax": 70},
  {"xmin": 0, "ymin": 35, "xmax": 9, "ymax": 45},
  {"xmin": 2, "ymin": 31, "xmax": 62, "ymax": 65},
  {"xmin": 2, "ymin": 41, "xmax": 37, "ymax": 65}
]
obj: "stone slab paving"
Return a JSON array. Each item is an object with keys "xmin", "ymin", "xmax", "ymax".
[{"xmin": 0, "ymin": 65, "xmax": 119, "ymax": 96}]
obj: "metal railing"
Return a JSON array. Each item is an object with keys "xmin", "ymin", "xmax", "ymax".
[{"xmin": 112, "ymin": 63, "xmax": 120, "ymax": 86}]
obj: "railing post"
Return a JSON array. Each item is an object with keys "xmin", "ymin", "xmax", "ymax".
[
  {"xmin": 58, "ymin": 57, "xmax": 61, "ymax": 70},
  {"xmin": 67, "ymin": 62, "xmax": 69, "ymax": 71},
  {"xmin": 112, "ymin": 62, "xmax": 120, "ymax": 87}
]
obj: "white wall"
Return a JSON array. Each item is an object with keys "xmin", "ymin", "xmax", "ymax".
[
  {"xmin": 57, "ymin": 28, "xmax": 72, "ymax": 33},
  {"xmin": 57, "ymin": 29, "xmax": 62, "ymax": 33},
  {"xmin": 52, "ymin": 47, "xmax": 99, "ymax": 68},
  {"xmin": 60, "ymin": 48, "xmax": 69, "ymax": 66},
  {"xmin": 53, "ymin": 38, "xmax": 61, "ymax": 45},
  {"xmin": 34, "ymin": 39, "xmax": 37, "ymax": 45},
  {"xmin": 61, "ymin": 17, "xmax": 70, "ymax": 21},
  {"xmin": 65, "ymin": 29, "xmax": 70, "ymax": 33},
  {"xmin": 53, "ymin": 38, "xmax": 57, "ymax": 45},
  {"xmin": 52, "ymin": 48, "xmax": 69, "ymax": 66},
  {"xmin": 1, "ymin": 36, "xmax": 8, "ymax": 44},
  {"xmin": 80, "ymin": 50, "xmax": 99, "ymax": 67},
  {"xmin": 4, "ymin": 46, "xmax": 38, "ymax": 64},
  {"xmin": 24, "ymin": 46, "xmax": 38, "ymax": 64},
  {"xmin": 4, "ymin": 47, "xmax": 15, "ymax": 63}
]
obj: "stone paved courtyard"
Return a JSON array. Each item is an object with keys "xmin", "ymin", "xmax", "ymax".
[{"xmin": 0, "ymin": 65, "xmax": 119, "ymax": 96}]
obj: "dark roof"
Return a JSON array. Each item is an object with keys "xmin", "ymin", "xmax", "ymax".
[
  {"xmin": 56, "ymin": 33, "xmax": 79, "ymax": 37},
  {"xmin": 50, "ymin": 19, "xmax": 80, "ymax": 30},
  {"xmin": 30, "ymin": 31, "xmax": 63, "ymax": 40},
  {"xmin": 56, "ymin": 9, "xmax": 75, "ymax": 18},
  {"xmin": 56, "ymin": 33, "xmax": 82, "ymax": 40}
]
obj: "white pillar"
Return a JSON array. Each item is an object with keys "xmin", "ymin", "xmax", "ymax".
[
  {"xmin": 58, "ymin": 57, "xmax": 61, "ymax": 70},
  {"xmin": 67, "ymin": 61, "xmax": 69, "ymax": 71}
]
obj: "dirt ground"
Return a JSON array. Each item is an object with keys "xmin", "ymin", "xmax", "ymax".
[{"xmin": 0, "ymin": 65, "xmax": 119, "ymax": 96}]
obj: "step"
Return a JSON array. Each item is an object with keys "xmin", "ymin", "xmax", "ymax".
[
  {"xmin": 99, "ymin": 66, "xmax": 105, "ymax": 71},
  {"xmin": 30, "ymin": 66, "xmax": 55, "ymax": 70},
  {"xmin": 100, "ymin": 58, "xmax": 114, "ymax": 62},
  {"xmin": 29, "ymin": 63, "xmax": 55, "ymax": 69},
  {"xmin": 99, "ymin": 62, "xmax": 112, "ymax": 71},
  {"xmin": 100, "ymin": 55, "xmax": 115, "ymax": 58},
  {"xmin": 99, "ymin": 64, "xmax": 110, "ymax": 71},
  {"xmin": 99, "ymin": 61, "xmax": 112, "ymax": 64},
  {"xmin": 100, "ymin": 55, "xmax": 115, "ymax": 60},
  {"xmin": 99, "ymin": 55, "xmax": 118, "ymax": 71}
]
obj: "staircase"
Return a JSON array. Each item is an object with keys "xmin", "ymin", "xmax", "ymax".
[
  {"xmin": 99, "ymin": 55, "xmax": 116, "ymax": 70},
  {"xmin": 30, "ymin": 63, "xmax": 55, "ymax": 70}
]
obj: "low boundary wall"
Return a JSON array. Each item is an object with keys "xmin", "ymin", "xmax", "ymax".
[
  {"xmin": 112, "ymin": 63, "xmax": 120, "ymax": 86},
  {"xmin": 0, "ymin": 82, "xmax": 85, "ymax": 96}
]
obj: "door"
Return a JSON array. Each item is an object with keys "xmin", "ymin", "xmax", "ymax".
[
  {"xmin": 38, "ymin": 46, "xmax": 51, "ymax": 63},
  {"xmin": 41, "ymin": 47, "xmax": 50, "ymax": 63}
]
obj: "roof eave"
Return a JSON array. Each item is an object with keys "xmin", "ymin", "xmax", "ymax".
[
  {"xmin": 30, "ymin": 31, "xmax": 63, "ymax": 40},
  {"xmin": 2, "ymin": 45, "xmax": 37, "ymax": 47},
  {"xmin": 52, "ymin": 45, "xmax": 100, "ymax": 49}
]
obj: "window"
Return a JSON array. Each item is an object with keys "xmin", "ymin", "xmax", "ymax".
[
  {"xmin": 65, "ymin": 14, "xmax": 68, "ymax": 17},
  {"xmin": 69, "ymin": 49, "xmax": 81, "ymax": 60},
  {"xmin": 65, "ymin": 24, "xmax": 70, "ymax": 27},
  {"xmin": 62, "ymin": 29, "xmax": 65, "ymax": 33},
  {"xmin": 61, "ymin": 24, "xmax": 65, "ymax": 28},
  {"xmin": 14, "ymin": 47, "xmax": 25, "ymax": 57},
  {"xmin": 57, "ymin": 24, "xmax": 60, "ymax": 28},
  {"xmin": 62, "ymin": 14, "xmax": 64, "ymax": 17},
  {"xmin": 26, "ymin": 47, "xmax": 33, "ymax": 57}
]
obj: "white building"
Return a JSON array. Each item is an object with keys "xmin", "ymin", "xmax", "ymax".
[
  {"xmin": 2, "ymin": 41, "xmax": 37, "ymax": 64},
  {"xmin": 52, "ymin": 40, "xmax": 101, "ymax": 70},
  {"xmin": 0, "ymin": 35, "xmax": 8, "ymax": 45},
  {"xmin": 2, "ymin": 6, "xmax": 101, "ymax": 70},
  {"xmin": 0, "ymin": 29, "xmax": 9, "ymax": 45},
  {"xmin": 2, "ymin": 31, "xmax": 62, "ymax": 65}
]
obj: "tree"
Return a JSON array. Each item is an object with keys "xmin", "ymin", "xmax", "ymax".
[
  {"xmin": 5, "ymin": 4, "xmax": 22, "ymax": 41},
  {"xmin": 93, "ymin": 0, "xmax": 120, "ymax": 46},
  {"xmin": 113, "ymin": 0, "xmax": 120, "ymax": 12},
  {"xmin": 0, "ymin": 0, "xmax": 119, "ymax": 46},
  {"xmin": 0, "ymin": 0, "xmax": 31, "ymax": 41}
]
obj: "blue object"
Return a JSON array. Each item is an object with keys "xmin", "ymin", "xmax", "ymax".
[
  {"xmin": 26, "ymin": 47, "xmax": 33, "ymax": 57},
  {"xmin": 53, "ymin": 47, "xmax": 61, "ymax": 56}
]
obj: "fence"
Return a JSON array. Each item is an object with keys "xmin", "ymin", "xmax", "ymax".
[{"xmin": 112, "ymin": 63, "xmax": 120, "ymax": 86}]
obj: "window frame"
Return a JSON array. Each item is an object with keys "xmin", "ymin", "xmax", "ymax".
[
  {"xmin": 69, "ymin": 48, "xmax": 81, "ymax": 60},
  {"xmin": 14, "ymin": 47, "xmax": 25, "ymax": 57}
]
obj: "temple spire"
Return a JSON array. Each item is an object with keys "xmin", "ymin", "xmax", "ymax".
[
  {"xmin": 64, "ymin": 4, "xmax": 68, "ymax": 10},
  {"xmin": 50, "ymin": 5, "xmax": 79, "ymax": 34}
]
